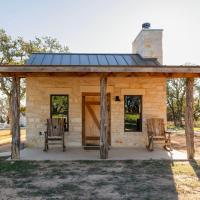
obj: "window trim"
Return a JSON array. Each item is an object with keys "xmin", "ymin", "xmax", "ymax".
[
  {"xmin": 50, "ymin": 94, "xmax": 69, "ymax": 131},
  {"xmin": 124, "ymin": 95, "xmax": 142, "ymax": 132}
]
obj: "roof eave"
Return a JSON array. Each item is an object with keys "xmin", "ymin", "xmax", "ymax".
[{"xmin": 0, "ymin": 65, "xmax": 200, "ymax": 74}]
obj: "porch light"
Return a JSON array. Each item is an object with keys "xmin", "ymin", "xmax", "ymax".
[{"xmin": 115, "ymin": 96, "xmax": 120, "ymax": 101}]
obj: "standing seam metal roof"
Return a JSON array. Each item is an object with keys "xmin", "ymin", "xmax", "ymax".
[{"xmin": 26, "ymin": 53, "xmax": 160, "ymax": 66}]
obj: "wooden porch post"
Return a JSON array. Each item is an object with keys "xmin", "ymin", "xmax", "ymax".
[
  {"xmin": 11, "ymin": 76, "xmax": 20, "ymax": 160},
  {"xmin": 185, "ymin": 78, "xmax": 195, "ymax": 159},
  {"xmin": 100, "ymin": 74, "xmax": 108, "ymax": 159}
]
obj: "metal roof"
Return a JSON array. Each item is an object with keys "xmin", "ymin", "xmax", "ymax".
[{"xmin": 26, "ymin": 53, "xmax": 160, "ymax": 66}]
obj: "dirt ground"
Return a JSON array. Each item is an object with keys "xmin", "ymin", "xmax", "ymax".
[
  {"xmin": 0, "ymin": 160, "xmax": 199, "ymax": 200},
  {"xmin": 171, "ymin": 131, "xmax": 200, "ymax": 158},
  {"xmin": 0, "ymin": 129, "xmax": 26, "ymax": 152},
  {"xmin": 0, "ymin": 130, "xmax": 200, "ymax": 199}
]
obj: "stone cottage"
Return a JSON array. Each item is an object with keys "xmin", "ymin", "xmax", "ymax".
[
  {"xmin": 25, "ymin": 23, "xmax": 166, "ymax": 148},
  {"xmin": 1, "ymin": 23, "xmax": 198, "ymax": 159}
]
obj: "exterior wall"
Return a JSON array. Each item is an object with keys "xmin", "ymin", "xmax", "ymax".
[
  {"xmin": 132, "ymin": 29, "xmax": 163, "ymax": 64},
  {"xmin": 26, "ymin": 77, "xmax": 166, "ymax": 148}
]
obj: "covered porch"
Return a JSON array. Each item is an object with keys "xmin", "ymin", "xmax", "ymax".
[{"xmin": 0, "ymin": 63, "xmax": 200, "ymax": 160}]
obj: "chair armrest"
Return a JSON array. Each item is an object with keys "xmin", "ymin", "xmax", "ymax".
[{"xmin": 165, "ymin": 131, "xmax": 172, "ymax": 134}]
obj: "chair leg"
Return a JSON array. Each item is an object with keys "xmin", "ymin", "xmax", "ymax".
[
  {"xmin": 62, "ymin": 137, "xmax": 66, "ymax": 152},
  {"xmin": 164, "ymin": 138, "xmax": 172, "ymax": 151},
  {"xmin": 63, "ymin": 142, "xmax": 66, "ymax": 152},
  {"xmin": 146, "ymin": 137, "xmax": 154, "ymax": 151},
  {"xmin": 168, "ymin": 140, "xmax": 172, "ymax": 151},
  {"xmin": 146, "ymin": 138, "xmax": 151, "ymax": 151},
  {"xmin": 43, "ymin": 139, "xmax": 48, "ymax": 152},
  {"xmin": 43, "ymin": 132, "xmax": 48, "ymax": 152},
  {"xmin": 168, "ymin": 135, "xmax": 172, "ymax": 151},
  {"xmin": 150, "ymin": 138, "xmax": 154, "ymax": 151},
  {"xmin": 63, "ymin": 145, "xmax": 66, "ymax": 152}
]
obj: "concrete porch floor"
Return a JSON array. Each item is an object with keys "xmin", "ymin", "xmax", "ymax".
[{"xmin": 19, "ymin": 147, "xmax": 188, "ymax": 160}]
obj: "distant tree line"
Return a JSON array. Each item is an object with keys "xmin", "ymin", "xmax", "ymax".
[{"xmin": 167, "ymin": 78, "xmax": 200, "ymax": 127}]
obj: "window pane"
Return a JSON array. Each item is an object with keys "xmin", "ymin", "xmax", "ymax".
[
  {"xmin": 51, "ymin": 95, "xmax": 68, "ymax": 131},
  {"xmin": 124, "ymin": 95, "xmax": 142, "ymax": 132},
  {"xmin": 125, "ymin": 113, "xmax": 141, "ymax": 131},
  {"xmin": 125, "ymin": 96, "xmax": 141, "ymax": 114}
]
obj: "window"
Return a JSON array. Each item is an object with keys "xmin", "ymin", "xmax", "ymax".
[
  {"xmin": 124, "ymin": 95, "xmax": 142, "ymax": 132},
  {"xmin": 50, "ymin": 95, "xmax": 69, "ymax": 131}
]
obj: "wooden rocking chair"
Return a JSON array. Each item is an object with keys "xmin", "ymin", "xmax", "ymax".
[
  {"xmin": 44, "ymin": 118, "xmax": 66, "ymax": 152},
  {"xmin": 146, "ymin": 118, "xmax": 172, "ymax": 151}
]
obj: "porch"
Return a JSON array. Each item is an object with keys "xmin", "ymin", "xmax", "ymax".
[
  {"xmin": 18, "ymin": 147, "xmax": 187, "ymax": 160},
  {"xmin": 1, "ymin": 58, "xmax": 200, "ymax": 159}
]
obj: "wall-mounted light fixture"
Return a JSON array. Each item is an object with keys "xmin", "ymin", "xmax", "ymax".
[{"xmin": 115, "ymin": 96, "xmax": 120, "ymax": 101}]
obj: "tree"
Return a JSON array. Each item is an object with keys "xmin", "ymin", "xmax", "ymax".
[
  {"xmin": 0, "ymin": 95, "xmax": 8, "ymax": 123},
  {"xmin": 167, "ymin": 79, "xmax": 186, "ymax": 127},
  {"xmin": 167, "ymin": 63, "xmax": 200, "ymax": 127},
  {"xmin": 193, "ymin": 80, "xmax": 200, "ymax": 122},
  {"xmin": 167, "ymin": 78, "xmax": 200, "ymax": 127},
  {"xmin": 0, "ymin": 28, "xmax": 69, "ymax": 124}
]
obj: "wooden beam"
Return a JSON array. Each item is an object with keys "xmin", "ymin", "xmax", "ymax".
[
  {"xmin": 185, "ymin": 78, "xmax": 195, "ymax": 159},
  {"xmin": 100, "ymin": 74, "xmax": 108, "ymax": 159},
  {"xmin": 11, "ymin": 77, "xmax": 20, "ymax": 160},
  {"xmin": 1, "ymin": 72, "xmax": 200, "ymax": 78},
  {"xmin": 1, "ymin": 65, "xmax": 200, "ymax": 76}
]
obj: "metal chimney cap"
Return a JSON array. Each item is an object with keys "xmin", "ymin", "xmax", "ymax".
[{"xmin": 142, "ymin": 23, "xmax": 151, "ymax": 29}]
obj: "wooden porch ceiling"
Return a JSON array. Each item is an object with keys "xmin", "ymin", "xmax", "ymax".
[{"xmin": 1, "ymin": 65, "xmax": 200, "ymax": 77}]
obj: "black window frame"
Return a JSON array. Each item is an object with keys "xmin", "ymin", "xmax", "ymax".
[
  {"xmin": 124, "ymin": 95, "xmax": 142, "ymax": 132},
  {"xmin": 50, "ymin": 94, "xmax": 69, "ymax": 131}
]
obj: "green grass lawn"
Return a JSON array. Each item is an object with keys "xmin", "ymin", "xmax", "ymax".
[
  {"xmin": 0, "ymin": 160, "xmax": 199, "ymax": 199},
  {"xmin": 167, "ymin": 123, "xmax": 200, "ymax": 132}
]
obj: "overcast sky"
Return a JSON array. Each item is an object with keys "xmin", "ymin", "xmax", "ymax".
[{"xmin": 0, "ymin": 0, "xmax": 200, "ymax": 65}]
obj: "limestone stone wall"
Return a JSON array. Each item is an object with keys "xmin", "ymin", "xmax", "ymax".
[{"xmin": 26, "ymin": 77, "xmax": 166, "ymax": 148}]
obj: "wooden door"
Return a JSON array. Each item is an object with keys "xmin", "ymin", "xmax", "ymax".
[{"xmin": 82, "ymin": 93, "xmax": 111, "ymax": 148}]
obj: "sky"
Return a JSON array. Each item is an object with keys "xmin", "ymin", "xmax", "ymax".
[{"xmin": 0, "ymin": 0, "xmax": 200, "ymax": 65}]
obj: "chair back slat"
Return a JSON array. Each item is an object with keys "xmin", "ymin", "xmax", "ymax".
[
  {"xmin": 147, "ymin": 118, "xmax": 165, "ymax": 137},
  {"xmin": 47, "ymin": 118, "xmax": 65, "ymax": 136}
]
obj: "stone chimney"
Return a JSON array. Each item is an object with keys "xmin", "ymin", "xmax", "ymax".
[{"xmin": 132, "ymin": 23, "xmax": 163, "ymax": 64}]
